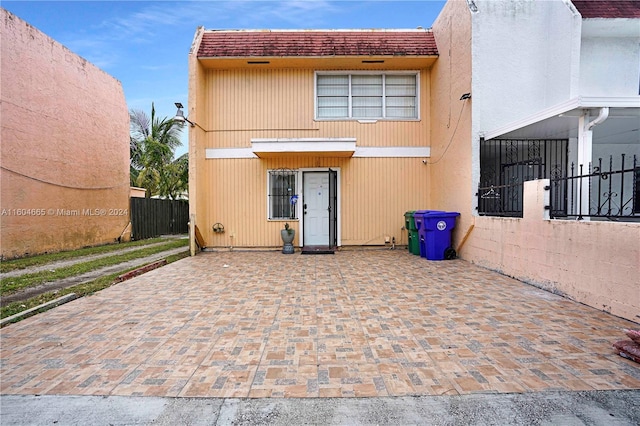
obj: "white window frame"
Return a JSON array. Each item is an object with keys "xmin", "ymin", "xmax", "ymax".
[
  {"xmin": 314, "ymin": 71, "xmax": 420, "ymax": 121},
  {"xmin": 267, "ymin": 169, "xmax": 299, "ymax": 221}
]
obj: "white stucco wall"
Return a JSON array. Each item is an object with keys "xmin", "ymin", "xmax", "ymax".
[
  {"xmin": 471, "ymin": 0, "xmax": 581, "ymax": 133},
  {"xmin": 468, "ymin": 0, "xmax": 582, "ymax": 212},
  {"xmin": 580, "ymin": 36, "xmax": 640, "ymax": 96}
]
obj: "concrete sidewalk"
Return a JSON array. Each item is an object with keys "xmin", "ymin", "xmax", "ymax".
[{"xmin": 2, "ymin": 390, "xmax": 639, "ymax": 425}]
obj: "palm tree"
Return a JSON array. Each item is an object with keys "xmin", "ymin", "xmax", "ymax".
[
  {"xmin": 129, "ymin": 103, "xmax": 186, "ymax": 199},
  {"xmin": 159, "ymin": 153, "xmax": 189, "ymax": 200}
]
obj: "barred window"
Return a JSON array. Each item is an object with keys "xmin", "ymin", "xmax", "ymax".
[
  {"xmin": 316, "ymin": 72, "xmax": 418, "ymax": 120},
  {"xmin": 268, "ymin": 169, "xmax": 298, "ymax": 220}
]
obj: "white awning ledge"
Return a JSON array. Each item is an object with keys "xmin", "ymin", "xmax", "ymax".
[{"xmin": 251, "ymin": 138, "xmax": 357, "ymax": 158}]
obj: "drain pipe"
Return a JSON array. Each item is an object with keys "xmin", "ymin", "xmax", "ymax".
[{"xmin": 587, "ymin": 107, "xmax": 609, "ymax": 130}]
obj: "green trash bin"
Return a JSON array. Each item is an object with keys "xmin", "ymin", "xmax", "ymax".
[{"xmin": 404, "ymin": 211, "xmax": 420, "ymax": 255}]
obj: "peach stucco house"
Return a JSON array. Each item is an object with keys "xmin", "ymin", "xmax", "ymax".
[
  {"xmin": 0, "ymin": 9, "xmax": 130, "ymax": 258},
  {"xmin": 187, "ymin": 29, "xmax": 438, "ymax": 251},
  {"xmin": 185, "ymin": 0, "xmax": 638, "ymax": 322}
]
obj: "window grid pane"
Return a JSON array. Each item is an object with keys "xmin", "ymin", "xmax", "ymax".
[
  {"xmin": 385, "ymin": 74, "xmax": 416, "ymax": 118},
  {"xmin": 317, "ymin": 83, "xmax": 349, "ymax": 96},
  {"xmin": 352, "ymin": 107, "xmax": 383, "ymax": 118},
  {"xmin": 317, "ymin": 73, "xmax": 417, "ymax": 120},
  {"xmin": 317, "ymin": 75, "xmax": 349, "ymax": 118},
  {"xmin": 352, "ymin": 97, "xmax": 383, "ymax": 107},
  {"xmin": 351, "ymin": 75, "xmax": 382, "ymax": 96},
  {"xmin": 352, "ymin": 96, "xmax": 383, "ymax": 118}
]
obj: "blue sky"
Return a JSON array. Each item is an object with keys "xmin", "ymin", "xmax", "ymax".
[{"xmin": 3, "ymin": 1, "xmax": 446, "ymax": 157}]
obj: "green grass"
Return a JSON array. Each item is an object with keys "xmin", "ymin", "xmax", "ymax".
[
  {"xmin": 1, "ymin": 239, "xmax": 189, "ymax": 295},
  {"xmin": 0, "ymin": 250, "xmax": 191, "ymax": 321},
  {"xmin": 0, "ymin": 237, "xmax": 186, "ymax": 273}
]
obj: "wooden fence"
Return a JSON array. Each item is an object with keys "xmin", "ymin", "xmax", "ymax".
[{"xmin": 130, "ymin": 198, "xmax": 189, "ymax": 240}]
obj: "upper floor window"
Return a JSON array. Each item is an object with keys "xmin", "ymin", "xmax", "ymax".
[{"xmin": 315, "ymin": 72, "xmax": 418, "ymax": 120}]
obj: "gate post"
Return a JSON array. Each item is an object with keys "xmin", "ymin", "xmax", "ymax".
[{"xmin": 189, "ymin": 213, "xmax": 196, "ymax": 256}]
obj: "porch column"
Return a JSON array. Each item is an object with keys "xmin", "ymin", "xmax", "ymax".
[
  {"xmin": 577, "ymin": 114, "xmax": 592, "ymax": 219},
  {"xmin": 577, "ymin": 107, "xmax": 609, "ymax": 219}
]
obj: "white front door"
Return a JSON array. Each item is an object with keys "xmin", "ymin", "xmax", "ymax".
[{"xmin": 303, "ymin": 172, "xmax": 329, "ymax": 245}]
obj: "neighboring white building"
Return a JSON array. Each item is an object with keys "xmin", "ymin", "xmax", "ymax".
[
  {"xmin": 429, "ymin": 0, "xmax": 639, "ymax": 322},
  {"xmin": 472, "ymin": 0, "xmax": 640, "ymax": 216}
]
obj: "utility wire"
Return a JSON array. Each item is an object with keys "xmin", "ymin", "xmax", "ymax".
[
  {"xmin": 426, "ymin": 98, "xmax": 469, "ymax": 165},
  {"xmin": 1, "ymin": 165, "xmax": 128, "ymax": 190}
]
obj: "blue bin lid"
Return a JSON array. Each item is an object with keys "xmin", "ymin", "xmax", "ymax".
[
  {"xmin": 425, "ymin": 211, "xmax": 460, "ymax": 217},
  {"xmin": 414, "ymin": 210, "xmax": 446, "ymax": 216}
]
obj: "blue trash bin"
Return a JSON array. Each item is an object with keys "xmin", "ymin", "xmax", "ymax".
[
  {"xmin": 414, "ymin": 210, "xmax": 444, "ymax": 258},
  {"xmin": 421, "ymin": 211, "xmax": 460, "ymax": 260}
]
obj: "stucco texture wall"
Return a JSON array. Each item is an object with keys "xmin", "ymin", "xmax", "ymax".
[
  {"xmin": 580, "ymin": 36, "xmax": 640, "ymax": 97},
  {"xmin": 429, "ymin": 0, "xmax": 474, "ymax": 251},
  {"xmin": 1, "ymin": 10, "xmax": 130, "ymax": 258},
  {"xmin": 472, "ymin": 0, "xmax": 581, "ymax": 131},
  {"xmin": 465, "ymin": 180, "xmax": 640, "ymax": 323}
]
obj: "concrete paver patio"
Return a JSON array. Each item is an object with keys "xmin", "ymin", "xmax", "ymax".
[{"xmin": 1, "ymin": 250, "xmax": 639, "ymax": 398}]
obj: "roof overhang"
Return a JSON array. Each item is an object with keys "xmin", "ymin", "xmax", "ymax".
[
  {"xmin": 251, "ymin": 138, "xmax": 357, "ymax": 158},
  {"xmin": 482, "ymin": 96, "xmax": 640, "ymax": 141},
  {"xmin": 197, "ymin": 55, "xmax": 438, "ymax": 70}
]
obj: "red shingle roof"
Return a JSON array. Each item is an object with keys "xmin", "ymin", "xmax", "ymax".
[
  {"xmin": 197, "ymin": 30, "xmax": 438, "ymax": 58},
  {"xmin": 572, "ymin": 1, "xmax": 640, "ymax": 18}
]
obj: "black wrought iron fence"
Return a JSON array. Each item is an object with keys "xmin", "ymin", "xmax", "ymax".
[
  {"xmin": 549, "ymin": 154, "xmax": 639, "ymax": 220},
  {"xmin": 477, "ymin": 138, "xmax": 568, "ymax": 218},
  {"xmin": 477, "ymin": 182, "xmax": 527, "ymax": 217}
]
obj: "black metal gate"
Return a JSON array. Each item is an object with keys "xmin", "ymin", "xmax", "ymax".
[
  {"xmin": 130, "ymin": 198, "xmax": 189, "ymax": 240},
  {"xmin": 328, "ymin": 168, "xmax": 338, "ymax": 248},
  {"xmin": 478, "ymin": 138, "xmax": 568, "ymax": 217}
]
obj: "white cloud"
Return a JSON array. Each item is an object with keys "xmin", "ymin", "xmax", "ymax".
[
  {"xmin": 213, "ymin": 0, "xmax": 341, "ymax": 28},
  {"xmin": 60, "ymin": 37, "xmax": 120, "ymax": 70},
  {"xmin": 59, "ymin": 1, "xmax": 345, "ymax": 70},
  {"xmin": 105, "ymin": 6, "xmax": 193, "ymax": 40}
]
